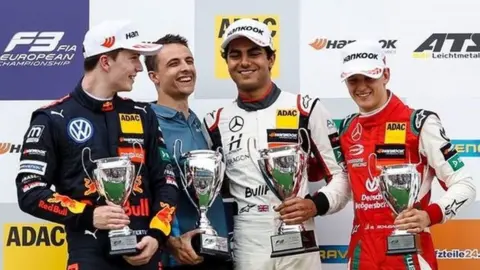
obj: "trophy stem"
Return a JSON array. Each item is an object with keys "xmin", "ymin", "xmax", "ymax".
[
  {"xmin": 199, "ymin": 211, "xmax": 211, "ymax": 227},
  {"xmin": 198, "ymin": 210, "xmax": 217, "ymax": 236}
]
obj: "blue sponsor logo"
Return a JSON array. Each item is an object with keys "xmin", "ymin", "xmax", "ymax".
[
  {"xmin": 67, "ymin": 118, "xmax": 93, "ymax": 143},
  {"xmin": 451, "ymin": 140, "xmax": 480, "ymax": 157},
  {"xmin": 319, "ymin": 245, "xmax": 349, "ymax": 263},
  {"xmin": 19, "ymin": 163, "xmax": 44, "ymax": 171}
]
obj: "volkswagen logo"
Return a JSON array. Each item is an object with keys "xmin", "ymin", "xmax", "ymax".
[
  {"xmin": 229, "ymin": 116, "xmax": 244, "ymax": 132},
  {"xmin": 68, "ymin": 118, "xmax": 94, "ymax": 143}
]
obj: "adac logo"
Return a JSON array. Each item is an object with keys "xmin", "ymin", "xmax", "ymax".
[
  {"xmin": 309, "ymin": 38, "xmax": 397, "ymax": 54},
  {"xmin": 413, "ymin": 33, "xmax": 480, "ymax": 59},
  {"xmin": 47, "ymin": 193, "xmax": 86, "ymax": 214},
  {"xmin": 0, "ymin": 142, "xmax": 22, "ymax": 155},
  {"xmin": 215, "ymin": 15, "xmax": 280, "ymax": 79},
  {"xmin": 276, "ymin": 109, "xmax": 297, "ymax": 116},
  {"xmin": 119, "ymin": 113, "xmax": 143, "ymax": 134},
  {"xmin": 149, "ymin": 202, "xmax": 176, "ymax": 235},
  {"xmin": 275, "ymin": 109, "xmax": 299, "ymax": 129}
]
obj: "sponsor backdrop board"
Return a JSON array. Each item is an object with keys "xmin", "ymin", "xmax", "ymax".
[{"xmin": 0, "ymin": 0, "xmax": 479, "ymax": 269}]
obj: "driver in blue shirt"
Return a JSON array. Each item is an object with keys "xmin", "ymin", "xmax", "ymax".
[{"xmin": 145, "ymin": 34, "xmax": 231, "ymax": 270}]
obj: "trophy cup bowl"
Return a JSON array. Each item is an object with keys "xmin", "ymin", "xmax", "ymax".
[
  {"xmin": 173, "ymin": 141, "xmax": 230, "ymax": 259},
  {"xmin": 92, "ymin": 156, "xmax": 139, "ymax": 256},
  {"xmin": 377, "ymin": 163, "xmax": 422, "ymax": 255},
  {"xmin": 253, "ymin": 143, "xmax": 319, "ymax": 258}
]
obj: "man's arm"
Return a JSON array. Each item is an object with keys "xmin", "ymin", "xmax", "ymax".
[
  {"xmin": 305, "ymin": 99, "xmax": 351, "ymax": 216},
  {"xmin": 145, "ymin": 108, "xmax": 180, "ymax": 245},
  {"xmin": 16, "ymin": 112, "xmax": 94, "ymax": 231},
  {"xmin": 420, "ymin": 115, "xmax": 476, "ymax": 225}
]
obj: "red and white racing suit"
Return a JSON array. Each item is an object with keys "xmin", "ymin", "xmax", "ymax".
[
  {"xmin": 203, "ymin": 84, "xmax": 349, "ymax": 270},
  {"xmin": 322, "ymin": 91, "xmax": 476, "ymax": 270}
]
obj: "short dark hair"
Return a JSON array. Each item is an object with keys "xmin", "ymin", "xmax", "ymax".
[
  {"xmin": 83, "ymin": 48, "xmax": 122, "ymax": 72},
  {"xmin": 144, "ymin": 34, "xmax": 189, "ymax": 72},
  {"xmin": 221, "ymin": 45, "xmax": 276, "ymax": 60}
]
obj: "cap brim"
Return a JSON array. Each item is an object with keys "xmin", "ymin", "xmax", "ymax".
[
  {"xmin": 221, "ymin": 33, "xmax": 271, "ymax": 50},
  {"xmin": 340, "ymin": 67, "xmax": 384, "ymax": 81},
  {"xmin": 123, "ymin": 42, "xmax": 163, "ymax": 56}
]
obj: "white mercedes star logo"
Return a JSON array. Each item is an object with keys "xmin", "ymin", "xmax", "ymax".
[{"xmin": 229, "ymin": 116, "xmax": 244, "ymax": 132}]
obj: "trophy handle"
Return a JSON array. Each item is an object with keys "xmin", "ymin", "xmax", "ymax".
[
  {"xmin": 209, "ymin": 153, "xmax": 225, "ymax": 208},
  {"xmin": 131, "ymin": 142, "xmax": 144, "ymax": 196},
  {"xmin": 124, "ymin": 164, "xmax": 136, "ymax": 205},
  {"xmin": 172, "ymin": 139, "xmax": 189, "ymax": 189},
  {"xmin": 173, "ymin": 139, "xmax": 199, "ymax": 214},
  {"xmin": 367, "ymin": 152, "xmax": 381, "ymax": 182},
  {"xmin": 298, "ymin": 127, "xmax": 311, "ymax": 156},
  {"xmin": 247, "ymin": 137, "xmax": 283, "ymax": 200},
  {"xmin": 81, "ymin": 147, "xmax": 95, "ymax": 183}
]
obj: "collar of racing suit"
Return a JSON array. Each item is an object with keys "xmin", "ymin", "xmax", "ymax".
[
  {"xmin": 357, "ymin": 90, "xmax": 405, "ymax": 127},
  {"xmin": 72, "ymin": 79, "xmax": 120, "ymax": 112},
  {"xmin": 236, "ymin": 82, "xmax": 281, "ymax": 111}
]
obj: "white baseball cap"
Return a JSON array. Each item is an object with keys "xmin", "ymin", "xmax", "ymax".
[
  {"xmin": 83, "ymin": 20, "xmax": 162, "ymax": 58},
  {"xmin": 221, "ymin": 18, "xmax": 274, "ymax": 50},
  {"xmin": 340, "ymin": 40, "xmax": 386, "ymax": 81}
]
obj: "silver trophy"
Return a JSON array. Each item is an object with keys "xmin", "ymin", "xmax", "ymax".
[
  {"xmin": 368, "ymin": 153, "xmax": 422, "ymax": 255},
  {"xmin": 172, "ymin": 139, "xmax": 230, "ymax": 258},
  {"xmin": 81, "ymin": 143, "xmax": 143, "ymax": 256},
  {"xmin": 248, "ymin": 128, "xmax": 319, "ymax": 258}
]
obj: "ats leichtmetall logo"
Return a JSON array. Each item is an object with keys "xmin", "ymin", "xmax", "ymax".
[
  {"xmin": 214, "ymin": 15, "xmax": 280, "ymax": 79},
  {"xmin": 413, "ymin": 33, "xmax": 480, "ymax": 59},
  {"xmin": 0, "ymin": 0, "xmax": 88, "ymax": 100}
]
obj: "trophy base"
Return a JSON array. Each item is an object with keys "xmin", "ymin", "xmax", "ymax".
[
  {"xmin": 108, "ymin": 232, "xmax": 139, "ymax": 256},
  {"xmin": 193, "ymin": 234, "xmax": 231, "ymax": 260},
  {"xmin": 386, "ymin": 233, "xmax": 419, "ymax": 255},
  {"xmin": 270, "ymin": 230, "xmax": 319, "ymax": 258}
]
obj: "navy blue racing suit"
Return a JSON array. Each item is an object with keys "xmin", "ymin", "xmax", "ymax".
[{"xmin": 15, "ymin": 81, "xmax": 179, "ymax": 270}]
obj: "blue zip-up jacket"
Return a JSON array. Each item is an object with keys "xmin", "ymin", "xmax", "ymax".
[{"xmin": 151, "ymin": 103, "xmax": 228, "ymax": 267}]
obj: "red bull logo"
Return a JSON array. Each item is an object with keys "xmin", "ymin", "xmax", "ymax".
[
  {"xmin": 102, "ymin": 101, "xmax": 113, "ymax": 111},
  {"xmin": 47, "ymin": 193, "xmax": 86, "ymax": 214},
  {"xmin": 149, "ymin": 202, "xmax": 176, "ymax": 235},
  {"xmin": 38, "ymin": 200, "xmax": 68, "ymax": 216},
  {"xmin": 83, "ymin": 178, "xmax": 97, "ymax": 196},
  {"xmin": 124, "ymin": 198, "xmax": 149, "ymax": 217}
]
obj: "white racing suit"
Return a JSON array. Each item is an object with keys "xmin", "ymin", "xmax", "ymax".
[{"xmin": 203, "ymin": 84, "xmax": 350, "ymax": 270}]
